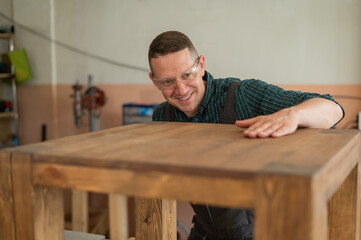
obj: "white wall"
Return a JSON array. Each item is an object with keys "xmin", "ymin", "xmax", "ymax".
[
  {"xmin": 11, "ymin": 0, "xmax": 53, "ymax": 85},
  {"xmin": 0, "ymin": 0, "xmax": 12, "ymax": 26},
  {"xmin": 0, "ymin": 0, "xmax": 13, "ymax": 53},
  {"xmin": 3, "ymin": 0, "xmax": 361, "ymax": 85}
]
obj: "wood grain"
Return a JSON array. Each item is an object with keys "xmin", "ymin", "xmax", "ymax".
[
  {"xmin": 255, "ymin": 174, "xmax": 328, "ymax": 240},
  {"xmin": 11, "ymin": 152, "xmax": 35, "ymax": 240},
  {"xmin": 135, "ymin": 198, "xmax": 176, "ymax": 240},
  {"xmin": 72, "ymin": 190, "xmax": 88, "ymax": 232},
  {"xmin": 1, "ymin": 122, "xmax": 359, "ymax": 240},
  {"xmin": 109, "ymin": 193, "xmax": 129, "ymax": 240},
  {"xmin": 34, "ymin": 186, "xmax": 64, "ymax": 240},
  {"xmin": 0, "ymin": 151, "xmax": 15, "ymax": 240},
  {"xmin": 32, "ymin": 162, "xmax": 255, "ymax": 208},
  {"xmin": 329, "ymin": 164, "xmax": 360, "ymax": 240},
  {"xmin": 10, "ymin": 123, "xmax": 359, "ymax": 178},
  {"xmin": 316, "ymin": 135, "xmax": 360, "ymax": 199}
]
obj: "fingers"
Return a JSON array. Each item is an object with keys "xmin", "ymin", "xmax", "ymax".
[
  {"xmin": 244, "ymin": 119, "xmax": 281, "ymax": 138},
  {"xmin": 235, "ymin": 117, "xmax": 259, "ymax": 128},
  {"xmin": 236, "ymin": 110, "xmax": 299, "ymax": 138},
  {"xmin": 242, "ymin": 118, "xmax": 273, "ymax": 137},
  {"xmin": 246, "ymin": 121, "xmax": 281, "ymax": 138},
  {"xmin": 270, "ymin": 125, "xmax": 293, "ymax": 138},
  {"xmin": 244, "ymin": 122, "xmax": 296, "ymax": 138}
]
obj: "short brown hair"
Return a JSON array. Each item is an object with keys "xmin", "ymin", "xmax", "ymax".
[{"xmin": 148, "ymin": 31, "xmax": 198, "ymax": 70}]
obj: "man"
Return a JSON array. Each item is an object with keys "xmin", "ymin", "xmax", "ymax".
[{"xmin": 148, "ymin": 31, "xmax": 344, "ymax": 240}]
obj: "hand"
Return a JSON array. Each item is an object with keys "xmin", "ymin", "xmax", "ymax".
[{"xmin": 235, "ymin": 108, "xmax": 299, "ymax": 138}]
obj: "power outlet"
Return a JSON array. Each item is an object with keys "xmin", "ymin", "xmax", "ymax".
[{"xmin": 358, "ymin": 112, "xmax": 361, "ymax": 130}]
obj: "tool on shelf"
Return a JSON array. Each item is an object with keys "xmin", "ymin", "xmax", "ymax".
[{"xmin": 71, "ymin": 74, "xmax": 106, "ymax": 131}]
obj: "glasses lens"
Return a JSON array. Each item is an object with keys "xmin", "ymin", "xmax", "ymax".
[
  {"xmin": 158, "ymin": 79, "xmax": 174, "ymax": 88},
  {"xmin": 154, "ymin": 57, "xmax": 200, "ymax": 89}
]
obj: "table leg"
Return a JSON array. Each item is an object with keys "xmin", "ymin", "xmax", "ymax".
[
  {"xmin": 11, "ymin": 153, "xmax": 36, "ymax": 240},
  {"xmin": 72, "ymin": 190, "xmax": 88, "ymax": 232},
  {"xmin": 135, "ymin": 198, "xmax": 177, "ymax": 240},
  {"xmin": 109, "ymin": 193, "xmax": 129, "ymax": 240},
  {"xmin": 0, "ymin": 151, "xmax": 15, "ymax": 240},
  {"xmin": 11, "ymin": 153, "xmax": 64, "ymax": 240},
  {"xmin": 255, "ymin": 175, "xmax": 328, "ymax": 240},
  {"xmin": 34, "ymin": 186, "xmax": 64, "ymax": 240},
  {"xmin": 329, "ymin": 164, "xmax": 360, "ymax": 240}
]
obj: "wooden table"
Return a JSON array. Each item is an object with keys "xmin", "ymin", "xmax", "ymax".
[{"xmin": 0, "ymin": 122, "xmax": 360, "ymax": 240}]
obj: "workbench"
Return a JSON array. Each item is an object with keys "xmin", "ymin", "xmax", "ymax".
[{"xmin": 0, "ymin": 122, "xmax": 359, "ymax": 240}]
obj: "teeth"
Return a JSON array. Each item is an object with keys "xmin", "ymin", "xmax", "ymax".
[{"xmin": 180, "ymin": 94, "xmax": 192, "ymax": 101}]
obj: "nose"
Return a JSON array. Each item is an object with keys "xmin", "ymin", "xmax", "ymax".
[{"xmin": 174, "ymin": 79, "xmax": 188, "ymax": 94}]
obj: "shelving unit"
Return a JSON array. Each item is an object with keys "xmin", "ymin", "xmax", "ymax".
[
  {"xmin": 0, "ymin": 73, "xmax": 13, "ymax": 78},
  {"xmin": 0, "ymin": 111, "xmax": 16, "ymax": 119},
  {"xmin": 0, "ymin": 33, "xmax": 19, "ymax": 148}
]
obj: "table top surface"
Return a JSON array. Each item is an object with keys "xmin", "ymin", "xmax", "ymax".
[{"xmin": 5, "ymin": 122, "xmax": 359, "ymax": 178}]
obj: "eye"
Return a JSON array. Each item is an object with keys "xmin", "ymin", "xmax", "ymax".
[
  {"xmin": 182, "ymin": 73, "xmax": 193, "ymax": 80},
  {"xmin": 160, "ymin": 79, "xmax": 174, "ymax": 86}
]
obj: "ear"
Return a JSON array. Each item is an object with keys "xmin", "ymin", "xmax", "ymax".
[
  {"xmin": 149, "ymin": 72, "xmax": 161, "ymax": 90},
  {"xmin": 199, "ymin": 55, "xmax": 206, "ymax": 77}
]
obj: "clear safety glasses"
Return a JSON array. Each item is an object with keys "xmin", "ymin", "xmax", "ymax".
[{"xmin": 152, "ymin": 57, "xmax": 200, "ymax": 90}]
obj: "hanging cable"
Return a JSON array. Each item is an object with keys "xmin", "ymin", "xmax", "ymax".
[{"xmin": 0, "ymin": 11, "xmax": 149, "ymax": 73}]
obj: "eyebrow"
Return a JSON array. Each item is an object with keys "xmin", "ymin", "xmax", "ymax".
[
  {"xmin": 154, "ymin": 57, "xmax": 199, "ymax": 80},
  {"xmin": 155, "ymin": 67, "xmax": 192, "ymax": 81},
  {"xmin": 158, "ymin": 77, "xmax": 174, "ymax": 81}
]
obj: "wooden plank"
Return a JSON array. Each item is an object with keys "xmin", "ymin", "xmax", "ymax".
[
  {"xmin": 109, "ymin": 193, "xmax": 128, "ymax": 240},
  {"xmin": 4, "ymin": 123, "xmax": 359, "ymax": 240},
  {"xmin": 0, "ymin": 73, "xmax": 13, "ymax": 79},
  {"xmin": 72, "ymin": 190, "xmax": 88, "ymax": 232},
  {"xmin": 32, "ymin": 163, "xmax": 255, "ymax": 208},
  {"xmin": 329, "ymin": 164, "xmax": 360, "ymax": 240},
  {"xmin": 0, "ymin": 151, "xmax": 15, "ymax": 240},
  {"xmin": 316, "ymin": 136, "xmax": 359, "ymax": 199},
  {"xmin": 0, "ymin": 33, "xmax": 12, "ymax": 39},
  {"xmin": 0, "ymin": 111, "xmax": 16, "ymax": 119},
  {"xmin": 161, "ymin": 198, "xmax": 177, "ymax": 240},
  {"xmin": 89, "ymin": 208, "xmax": 109, "ymax": 235},
  {"xmin": 33, "ymin": 186, "xmax": 64, "ymax": 240},
  {"xmin": 12, "ymin": 123, "xmax": 357, "ymax": 178},
  {"xmin": 11, "ymin": 152, "xmax": 35, "ymax": 240},
  {"xmin": 135, "ymin": 198, "xmax": 176, "ymax": 240},
  {"xmin": 255, "ymin": 174, "xmax": 327, "ymax": 240}
]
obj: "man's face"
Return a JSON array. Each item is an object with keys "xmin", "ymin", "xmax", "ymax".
[{"xmin": 149, "ymin": 48, "xmax": 206, "ymax": 118}]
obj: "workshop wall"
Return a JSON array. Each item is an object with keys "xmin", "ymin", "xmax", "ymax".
[
  {"xmin": 1, "ymin": 2, "xmax": 360, "ymax": 238},
  {"xmin": 0, "ymin": 0, "xmax": 12, "ymax": 26},
  {"xmin": 0, "ymin": 0, "xmax": 360, "ymax": 144},
  {"xmin": 15, "ymin": 83, "xmax": 361, "ymax": 144},
  {"xmin": 11, "ymin": 0, "xmax": 361, "ymax": 85}
]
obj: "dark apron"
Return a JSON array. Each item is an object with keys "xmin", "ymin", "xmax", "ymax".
[{"xmin": 188, "ymin": 204, "xmax": 254, "ymax": 240}]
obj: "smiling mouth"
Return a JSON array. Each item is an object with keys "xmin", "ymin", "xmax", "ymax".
[{"xmin": 178, "ymin": 92, "xmax": 193, "ymax": 101}]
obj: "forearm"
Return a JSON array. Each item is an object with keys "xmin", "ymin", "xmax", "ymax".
[
  {"xmin": 236, "ymin": 97, "xmax": 344, "ymax": 138},
  {"xmin": 293, "ymin": 98, "xmax": 343, "ymax": 128}
]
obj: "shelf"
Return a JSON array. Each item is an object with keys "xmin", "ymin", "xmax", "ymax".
[
  {"xmin": 0, "ymin": 33, "xmax": 18, "ymax": 146},
  {"xmin": 0, "ymin": 73, "xmax": 14, "ymax": 79},
  {"xmin": 0, "ymin": 33, "xmax": 12, "ymax": 39},
  {"xmin": 0, "ymin": 112, "xmax": 16, "ymax": 119}
]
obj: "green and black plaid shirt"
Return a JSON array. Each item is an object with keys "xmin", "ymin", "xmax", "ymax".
[{"xmin": 153, "ymin": 71, "xmax": 344, "ymax": 126}]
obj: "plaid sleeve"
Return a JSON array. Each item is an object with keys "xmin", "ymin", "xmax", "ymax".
[{"xmin": 239, "ymin": 79, "xmax": 344, "ymax": 126}]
